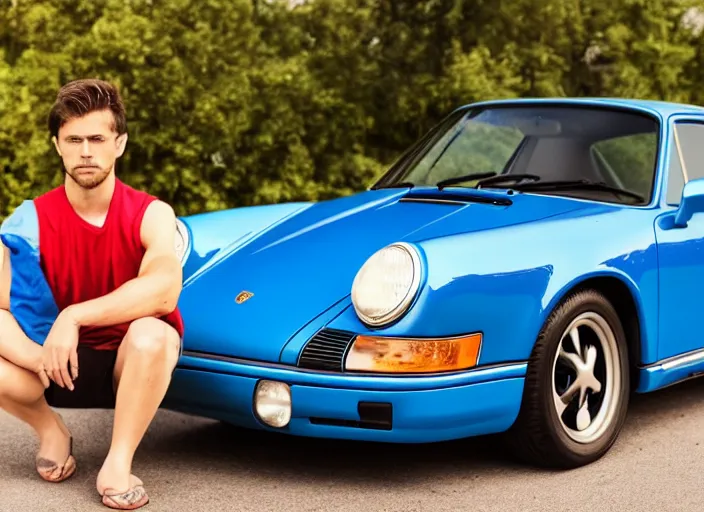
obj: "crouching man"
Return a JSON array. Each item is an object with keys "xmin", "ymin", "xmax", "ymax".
[{"xmin": 0, "ymin": 78, "xmax": 184, "ymax": 510}]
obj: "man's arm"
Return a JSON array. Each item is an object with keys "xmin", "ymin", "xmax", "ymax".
[
  {"xmin": 0, "ymin": 239, "xmax": 8, "ymax": 311},
  {"xmin": 65, "ymin": 200, "xmax": 183, "ymax": 328},
  {"xmin": 0, "ymin": 239, "xmax": 48, "ymax": 383}
]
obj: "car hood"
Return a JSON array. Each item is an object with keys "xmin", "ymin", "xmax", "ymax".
[{"xmin": 178, "ymin": 187, "xmax": 589, "ymax": 361}]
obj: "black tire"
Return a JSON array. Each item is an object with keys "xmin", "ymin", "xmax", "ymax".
[{"xmin": 506, "ymin": 288, "xmax": 630, "ymax": 469}]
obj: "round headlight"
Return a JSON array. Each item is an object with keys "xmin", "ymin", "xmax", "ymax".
[
  {"xmin": 351, "ymin": 242, "xmax": 422, "ymax": 327},
  {"xmin": 254, "ymin": 380, "xmax": 292, "ymax": 428},
  {"xmin": 175, "ymin": 218, "xmax": 190, "ymax": 264}
]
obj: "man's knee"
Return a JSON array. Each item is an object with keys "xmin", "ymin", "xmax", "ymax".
[
  {"xmin": 123, "ymin": 318, "xmax": 179, "ymax": 362},
  {"xmin": 0, "ymin": 356, "xmax": 44, "ymax": 403}
]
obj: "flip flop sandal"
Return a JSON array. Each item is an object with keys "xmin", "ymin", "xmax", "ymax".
[
  {"xmin": 101, "ymin": 485, "xmax": 150, "ymax": 510},
  {"xmin": 35, "ymin": 436, "xmax": 77, "ymax": 483}
]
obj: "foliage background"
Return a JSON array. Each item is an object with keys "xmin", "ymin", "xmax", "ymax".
[{"xmin": 1, "ymin": 0, "xmax": 703, "ymax": 221}]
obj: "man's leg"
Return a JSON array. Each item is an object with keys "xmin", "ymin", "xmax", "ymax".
[
  {"xmin": 96, "ymin": 317, "xmax": 180, "ymax": 505},
  {"xmin": 0, "ymin": 310, "xmax": 74, "ymax": 482}
]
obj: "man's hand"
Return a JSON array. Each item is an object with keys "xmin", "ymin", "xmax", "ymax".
[
  {"xmin": 23, "ymin": 340, "xmax": 52, "ymax": 389},
  {"xmin": 32, "ymin": 356, "xmax": 52, "ymax": 389},
  {"xmin": 42, "ymin": 308, "xmax": 80, "ymax": 390}
]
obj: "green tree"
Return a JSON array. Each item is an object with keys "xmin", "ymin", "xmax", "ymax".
[{"xmin": 2, "ymin": 0, "xmax": 704, "ymax": 222}]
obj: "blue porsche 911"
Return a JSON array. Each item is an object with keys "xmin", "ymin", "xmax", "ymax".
[{"xmin": 163, "ymin": 97, "xmax": 704, "ymax": 469}]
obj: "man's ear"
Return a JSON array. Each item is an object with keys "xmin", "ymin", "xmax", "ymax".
[
  {"xmin": 52, "ymin": 136, "xmax": 62, "ymax": 157},
  {"xmin": 116, "ymin": 132, "xmax": 128, "ymax": 158}
]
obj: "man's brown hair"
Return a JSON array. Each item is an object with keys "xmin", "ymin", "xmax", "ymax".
[{"xmin": 48, "ymin": 78, "xmax": 127, "ymax": 138}]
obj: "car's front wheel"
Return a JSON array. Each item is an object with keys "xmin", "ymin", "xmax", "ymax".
[{"xmin": 508, "ymin": 288, "xmax": 630, "ymax": 468}]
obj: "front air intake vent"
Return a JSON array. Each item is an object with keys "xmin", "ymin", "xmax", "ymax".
[
  {"xmin": 400, "ymin": 191, "xmax": 512, "ymax": 206},
  {"xmin": 297, "ymin": 328, "xmax": 357, "ymax": 371}
]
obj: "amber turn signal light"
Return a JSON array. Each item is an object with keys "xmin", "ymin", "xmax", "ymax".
[{"xmin": 344, "ymin": 333, "xmax": 482, "ymax": 373}]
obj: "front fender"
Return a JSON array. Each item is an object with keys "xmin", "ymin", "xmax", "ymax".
[{"xmin": 326, "ymin": 206, "xmax": 660, "ymax": 366}]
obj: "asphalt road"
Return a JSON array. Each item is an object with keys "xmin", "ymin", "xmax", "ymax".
[{"xmin": 1, "ymin": 378, "xmax": 703, "ymax": 512}]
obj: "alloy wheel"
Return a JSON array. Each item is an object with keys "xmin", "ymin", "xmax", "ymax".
[{"xmin": 551, "ymin": 311, "xmax": 621, "ymax": 444}]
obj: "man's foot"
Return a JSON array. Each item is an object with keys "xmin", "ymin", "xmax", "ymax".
[
  {"xmin": 35, "ymin": 412, "xmax": 76, "ymax": 483},
  {"xmin": 97, "ymin": 474, "xmax": 149, "ymax": 510}
]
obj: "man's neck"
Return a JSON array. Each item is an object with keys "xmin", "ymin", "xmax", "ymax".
[{"xmin": 64, "ymin": 172, "xmax": 117, "ymax": 226}]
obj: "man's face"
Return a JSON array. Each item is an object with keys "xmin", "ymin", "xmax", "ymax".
[{"xmin": 53, "ymin": 109, "xmax": 127, "ymax": 190}]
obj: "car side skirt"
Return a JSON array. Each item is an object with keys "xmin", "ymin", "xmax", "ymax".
[{"xmin": 637, "ymin": 347, "xmax": 704, "ymax": 392}]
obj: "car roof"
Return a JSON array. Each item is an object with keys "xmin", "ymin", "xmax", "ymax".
[{"xmin": 463, "ymin": 97, "xmax": 704, "ymax": 119}]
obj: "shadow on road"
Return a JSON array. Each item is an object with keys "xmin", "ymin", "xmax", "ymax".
[
  {"xmin": 140, "ymin": 376, "xmax": 704, "ymax": 484},
  {"xmin": 145, "ymin": 416, "xmax": 524, "ymax": 486}
]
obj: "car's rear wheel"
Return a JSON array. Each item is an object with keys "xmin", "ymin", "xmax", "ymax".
[{"xmin": 507, "ymin": 288, "xmax": 630, "ymax": 468}]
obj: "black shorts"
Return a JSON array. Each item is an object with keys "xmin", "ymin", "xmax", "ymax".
[{"xmin": 44, "ymin": 345, "xmax": 118, "ymax": 409}]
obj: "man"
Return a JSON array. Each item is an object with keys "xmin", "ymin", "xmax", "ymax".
[{"xmin": 0, "ymin": 78, "xmax": 184, "ymax": 510}]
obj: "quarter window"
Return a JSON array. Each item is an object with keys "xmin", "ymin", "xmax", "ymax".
[{"xmin": 666, "ymin": 122, "xmax": 704, "ymax": 205}]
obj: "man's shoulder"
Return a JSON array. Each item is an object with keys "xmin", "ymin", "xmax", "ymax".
[
  {"xmin": 140, "ymin": 199, "xmax": 176, "ymax": 227},
  {"xmin": 144, "ymin": 198, "xmax": 174, "ymax": 213},
  {"xmin": 116, "ymin": 178, "xmax": 159, "ymax": 214},
  {"xmin": 138, "ymin": 200, "xmax": 176, "ymax": 247},
  {"xmin": 117, "ymin": 180, "xmax": 176, "ymax": 222},
  {"xmin": 118, "ymin": 178, "xmax": 155, "ymax": 200}
]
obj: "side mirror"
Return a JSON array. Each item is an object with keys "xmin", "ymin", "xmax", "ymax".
[{"xmin": 674, "ymin": 177, "xmax": 704, "ymax": 227}]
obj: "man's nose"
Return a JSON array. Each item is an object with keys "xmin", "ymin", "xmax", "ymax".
[{"xmin": 81, "ymin": 139, "xmax": 92, "ymax": 157}]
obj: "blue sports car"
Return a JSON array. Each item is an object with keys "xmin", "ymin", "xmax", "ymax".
[{"xmin": 163, "ymin": 97, "xmax": 704, "ymax": 469}]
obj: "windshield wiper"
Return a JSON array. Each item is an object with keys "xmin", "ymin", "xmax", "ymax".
[
  {"xmin": 510, "ymin": 180, "xmax": 645, "ymax": 202},
  {"xmin": 435, "ymin": 172, "xmax": 496, "ymax": 190},
  {"xmin": 474, "ymin": 174, "xmax": 541, "ymax": 189}
]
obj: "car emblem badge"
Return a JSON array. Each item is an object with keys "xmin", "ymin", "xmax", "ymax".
[{"xmin": 235, "ymin": 291, "xmax": 254, "ymax": 304}]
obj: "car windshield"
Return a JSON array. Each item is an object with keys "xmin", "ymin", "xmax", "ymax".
[{"xmin": 374, "ymin": 105, "xmax": 660, "ymax": 204}]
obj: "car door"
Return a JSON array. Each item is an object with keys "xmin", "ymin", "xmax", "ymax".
[{"xmin": 654, "ymin": 116, "xmax": 704, "ymax": 361}]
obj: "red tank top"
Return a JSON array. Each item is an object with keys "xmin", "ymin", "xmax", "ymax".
[{"xmin": 34, "ymin": 178, "xmax": 185, "ymax": 350}]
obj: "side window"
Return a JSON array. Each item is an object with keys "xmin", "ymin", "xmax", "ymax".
[{"xmin": 667, "ymin": 122, "xmax": 704, "ymax": 205}]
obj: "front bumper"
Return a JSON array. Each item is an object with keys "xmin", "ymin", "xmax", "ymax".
[{"xmin": 162, "ymin": 354, "xmax": 527, "ymax": 443}]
